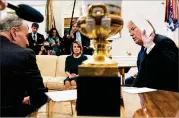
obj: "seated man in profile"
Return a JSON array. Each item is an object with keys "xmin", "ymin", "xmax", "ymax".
[
  {"xmin": 0, "ymin": 15, "xmax": 48, "ymax": 117},
  {"xmin": 126, "ymin": 18, "xmax": 178, "ymax": 92}
]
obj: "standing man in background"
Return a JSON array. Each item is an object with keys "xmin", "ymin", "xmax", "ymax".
[
  {"xmin": 0, "ymin": 15, "xmax": 48, "ymax": 117},
  {"xmin": 63, "ymin": 22, "xmax": 93, "ymax": 55},
  {"xmin": 28, "ymin": 23, "xmax": 45, "ymax": 55}
]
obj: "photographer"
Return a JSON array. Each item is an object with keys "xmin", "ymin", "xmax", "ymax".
[{"xmin": 39, "ymin": 44, "xmax": 50, "ymax": 55}]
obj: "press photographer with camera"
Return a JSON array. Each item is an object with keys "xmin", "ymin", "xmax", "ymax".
[{"xmin": 38, "ymin": 41, "xmax": 51, "ymax": 55}]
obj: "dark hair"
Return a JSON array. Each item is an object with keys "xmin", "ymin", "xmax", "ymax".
[
  {"xmin": 72, "ymin": 21, "xmax": 77, "ymax": 26},
  {"xmin": 31, "ymin": 23, "xmax": 39, "ymax": 28},
  {"xmin": 48, "ymin": 28, "xmax": 61, "ymax": 39},
  {"xmin": 71, "ymin": 41, "xmax": 83, "ymax": 54}
]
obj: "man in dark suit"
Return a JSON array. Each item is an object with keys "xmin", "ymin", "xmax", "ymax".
[
  {"xmin": 28, "ymin": 23, "xmax": 45, "ymax": 55},
  {"xmin": 63, "ymin": 22, "xmax": 94, "ymax": 55},
  {"xmin": 127, "ymin": 20, "xmax": 178, "ymax": 92},
  {"xmin": 0, "ymin": 15, "xmax": 48, "ymax": 117}
]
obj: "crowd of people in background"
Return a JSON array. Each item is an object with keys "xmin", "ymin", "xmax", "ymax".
[{"xmin": 27, "ymin": 22, "xmax": 94, "ymax": 56}]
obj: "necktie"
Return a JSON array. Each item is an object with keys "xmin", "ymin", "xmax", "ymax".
[
  {"xmin": 138, "ymin": 46, "xmax": 146, "ymax": 70},
  {"xmin": 33, "ymin": 33, "xmax": 36, "ymax": 42}
]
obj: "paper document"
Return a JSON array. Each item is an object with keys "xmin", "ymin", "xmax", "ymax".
[
  {"xmin": 122, "ymin": 87, "xmax": 157, "ymax": 94},
  {"xmin": 46, "ymin": 90, "xmax": 77, "ymax": 102}
]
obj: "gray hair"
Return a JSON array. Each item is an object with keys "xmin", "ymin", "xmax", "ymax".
[{"xmin": 0, "ymin": 14, "xmax": 23, "ymax": 32}]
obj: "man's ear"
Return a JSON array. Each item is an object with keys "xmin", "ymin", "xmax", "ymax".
[{"xmin": 9, "ymin": 27, "xmax": 16, "ymax": 40}]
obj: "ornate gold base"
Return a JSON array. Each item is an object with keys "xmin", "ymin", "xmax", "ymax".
[
  {"xmin": 83, "ymin": 56, "xmax": 118, "ymax": 66},
  {"xmin": 79, "ymin": 56, "xmax": 119, "ymax": 77},
  {"xmin": 78, "ymin": 64, "xmax": 119, "ymax": 77}
]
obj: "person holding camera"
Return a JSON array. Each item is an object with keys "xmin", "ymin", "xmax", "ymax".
[{"xmin": 38, "ymin": 42, "xmax": 51, "ymax": 55}]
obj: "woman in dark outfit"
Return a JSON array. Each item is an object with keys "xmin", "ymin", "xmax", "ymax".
[{"xmin": 64, "ymin": 41, "xmax": 88, "ymax": 88}]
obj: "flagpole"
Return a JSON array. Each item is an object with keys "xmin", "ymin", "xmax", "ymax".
[{"xmin": 69, "ymin": 0, "xmax": 77, "ymax": 35}]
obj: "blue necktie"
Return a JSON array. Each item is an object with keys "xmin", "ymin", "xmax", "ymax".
[{"xmin": 138, "ymin": 46, "xmax": 146, "ymax": 71}]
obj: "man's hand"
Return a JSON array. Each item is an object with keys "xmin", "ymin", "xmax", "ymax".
[
  {"xmin": 41, "ymin": 46, "xmax": 45, "ymax": 51},
  {"xmin": 67, "ymin": 34, "xmax": 72, "ymax": 38},
  {"xmin": 141, "ymin": 30, "xmax": 155, "ymax": 48},
  {"xmin": 131, "ymin": 73, "xmax": 137, "ymax": 78},
  {"xmin": 44, "ymin": 41, "xmax": 50, "ymax": 46},
  {"xmin": 22, "ymin": 96, "xmax": 30, "ymax": 104}
]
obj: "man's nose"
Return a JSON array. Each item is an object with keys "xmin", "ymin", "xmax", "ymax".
[{"xmin": 130, "ymin": 33, "xmax": 133, "ymax": 37}]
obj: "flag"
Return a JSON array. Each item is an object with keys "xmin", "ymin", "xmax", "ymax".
[
  {"xmin": 165, "ymin": 0, "xmax": 179, "ymax": 46},
  {"xmin": 45, "ymin": 0, "xmax": 56, "ymax": 33}
]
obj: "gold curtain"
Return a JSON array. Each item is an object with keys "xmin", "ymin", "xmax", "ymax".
[{"xmin": 45, "ymin": 0, "xmax": 55, "ymax": 33}]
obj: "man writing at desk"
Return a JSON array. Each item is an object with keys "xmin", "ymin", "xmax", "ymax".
[{"xmin": 126, "ymin": 18, "xmax": 178, "ymax": 92}]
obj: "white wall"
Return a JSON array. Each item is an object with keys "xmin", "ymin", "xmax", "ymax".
[
  {"xmin": 117, "ymin": 0, "xmax": 166, "ymax": 56},
  {"xmin": 3, "ymin": 0, "xmax": 167, "ymax": 56},
  {"xmin": 53, "ymin": 0, "xmax": 81, "ymax": 37},
  {"xmin": 53, "ymin": 0, "xmax": 166, "ymax": 56},
  {"xmin": 5, "ymin": 0, "xmax": 46, "ymax": 37}
]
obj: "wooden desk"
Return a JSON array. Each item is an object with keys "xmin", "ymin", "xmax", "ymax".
[
  {"xmin": 122, "ymin": 87, "xmax": 179, "ymax": 117},
  {"xmin": 118, "ymin": 64, "xmax": 136, "ymax": 84}
]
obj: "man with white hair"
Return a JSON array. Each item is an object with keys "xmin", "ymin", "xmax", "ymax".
[
  {"xmin": 0, "ymin": 15, "xmax": 48, "ymax": 117},
  {"xmin": 127, "ymin": 19, "xmax": 178, "ymax": 92}
]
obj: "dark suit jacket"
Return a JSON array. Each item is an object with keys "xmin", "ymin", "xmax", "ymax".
[
  {"xmin": 63, "ymin": 31, "xmax": 91, "ymax": 54},
  {"xmin": 132, "ymin": 34, "xmax": 179, "ymax": 92},
  {"xmin": 28, "ymin": 32, "xmax": 45, "ymax": 55},
  {"xmin": 0, "ymin": 35, "xmax": 48, "ymax": 117}
]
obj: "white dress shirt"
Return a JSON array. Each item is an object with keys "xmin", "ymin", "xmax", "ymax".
[
  {"xmin": 146, "ymin": 43, "xmax": 155, "ymax": 54},
  {"xmin": 75, "ymin": 31, "xmax": 82, "ymax": 44},
  {"xmin": 32, "ymin": 33, "xmax": 37, "ymax": 43}
]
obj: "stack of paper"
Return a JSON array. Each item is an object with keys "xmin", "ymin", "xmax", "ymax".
[
  {"xmin": 122, "ymin": 87, "xmax": 157, "ymax": 94},
  {"xmin": 45, "ymin": 90, "xmax": 77, "ymax": 102}
]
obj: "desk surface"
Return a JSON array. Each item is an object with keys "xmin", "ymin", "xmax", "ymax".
[{"xmin": 122, "ymin": 87, "xmax": 179, "ymax": 117}]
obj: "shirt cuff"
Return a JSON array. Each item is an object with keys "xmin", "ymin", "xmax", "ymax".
[{"xmin": 146, "ymin": 43, "xmax": 155, "ymax": 54}]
